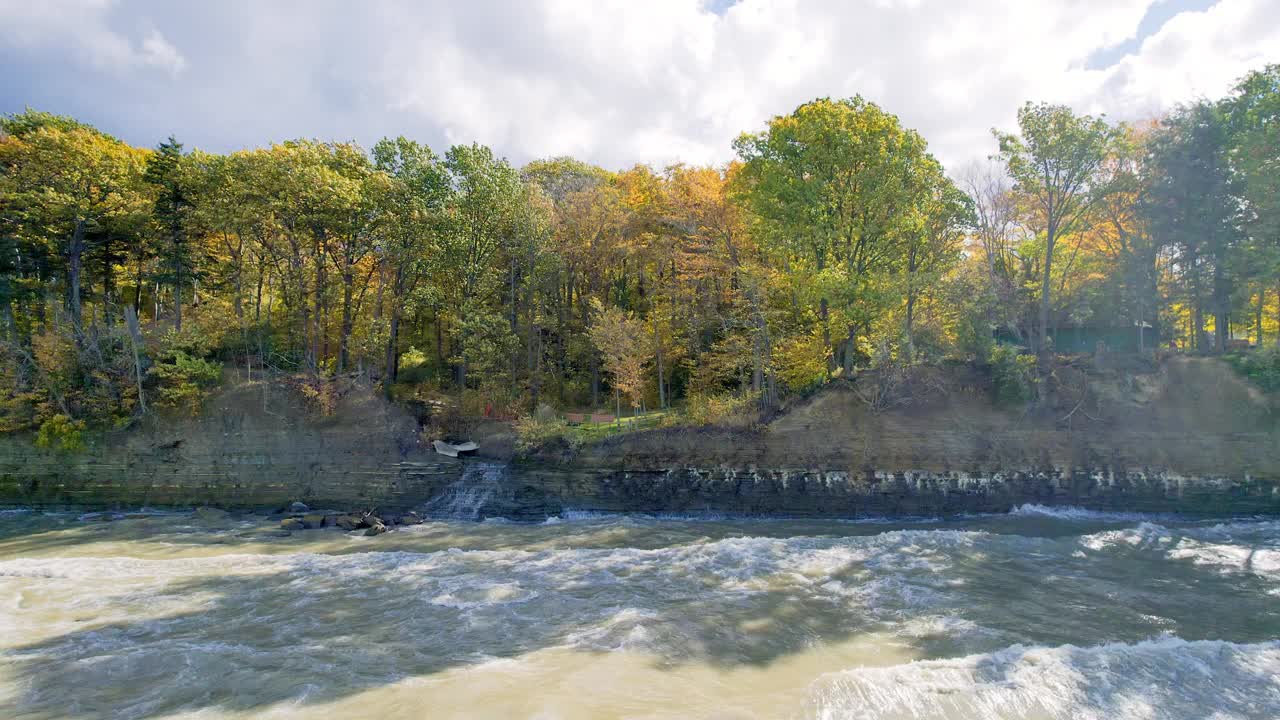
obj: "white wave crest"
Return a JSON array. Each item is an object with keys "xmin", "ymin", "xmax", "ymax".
[
  {"xmin": 1169, "ymin": 539, "xmax": 1280, "ymax": 581},
  {"xmin": 804, "ymin": 637, "xmax": 1280, "ymax": 720},
  {"xmin": 1078, "ymin": 522, "xmax": 1175, "ymax": 552},
  {"xmin": 1008, "ymin": 504, "xmax": 1166, "ymax": 523}
]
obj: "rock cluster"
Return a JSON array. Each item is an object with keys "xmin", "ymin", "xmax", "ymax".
[{"xmin": 276, "ymin": 504, "xmax": 424, "ymax": 536}]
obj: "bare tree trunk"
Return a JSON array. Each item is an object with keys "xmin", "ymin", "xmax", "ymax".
[
  {"xmin": 525, "ymin": 242, "xmax": 540, "ymax": 410},
  {"xmin": 124, "ymin": 306, "xmax": 147, "ymax": 414},
  {"xmin": 100, "ymin": 233, "xmax": 114, "ymax": 327},
  {"xmin": 311, "ymin": 231, "xmax": 326, "ymax": 371},
  {"xmin": 905, "ymin": 291, "xmax": 916, "ymax": 360},
  {"xmin": 1193, "ymin": 301, "xmax": 1204, "ymax": 353},
  {"xmin": 654, "ymin": 325, "xmax": 665, "ymax": 410},
  {"xmin": 1039, "ymin": 229, "xmax": 1056, "ymax": 358},
  {"xmin": 173, "ymin": 233, "xmax": 183, "ymax": 332},
  {"xmin": 841, "ymin": 325, "xmax": 858, "ymax": 377},
  {"xmin": 1213, "ymin": 258, "xmax": 1228, "ymax": 354},
  {"xmin": 254, "ymin": 266, "xmax": 263, "ymax": 323},
  {"xmin": 1256, "ymin": 289, "xmax": 1265, "ymax": 347},
  {"xmin": 820, "ymin": 297, "xmax": 832, "ymax": 377},
  {"xmin": 591, "ymin": 358, "xmax": 599, "ymax": 408},
  {"xmin": 337, "ymin": 261, "xmax": 354, "ymax": 374},
  {"xmin": 434, "ymin": 305, "xmax": 445, "ymax": 372},
  {"xmin": 383, "ymin": 266, "xmax": 403, "ymax": 397},
  {"xmin": 0, "ymin": 291, "xmax": 13, "ymax": 343},
  {"xmin": 67, "ymin": 218, "xmax": 86, "ymax": 327},
  {"xmin": 510, "ymin": 253, "xmax": 520, "ymax": 393}
]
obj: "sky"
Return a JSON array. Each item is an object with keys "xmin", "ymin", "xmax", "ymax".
[{"xmin": 0, "ymin": 0, "xmax": 1277, "ymax": 174}]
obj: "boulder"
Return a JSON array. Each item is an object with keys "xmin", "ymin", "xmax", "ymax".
[
  {"xmin": 301, "ymin": 514, "xmax": 326, "ymax": 529},
  {"xmin": 193, "ymin": 507, "xmax": 229, "ymax": 521},
  {"xmin": 399, "ymin": 512, "xmax": 424, "ymax": 525},
  {"xmin": 334, "ymin": 515, "xmax": 361, "ymax": 531},
  {"xmin": 280, "ymin": 518, "xmax": 305, "ymax": 531},
  {"xmin": 364, "ymin": 522, "xmax": 387, "ymax": 536},
  {"xmin": 358, "ymin": 514, "xmax": 383, "ymax": 529},
  {"xmin": 289, "ymin": 501, "xmax": 310, "ymax": 513}
]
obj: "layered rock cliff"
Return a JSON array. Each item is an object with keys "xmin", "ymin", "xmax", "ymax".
[{"xmin": 2, "ymin": 357, "xmax": 1277, "ymax": 517}]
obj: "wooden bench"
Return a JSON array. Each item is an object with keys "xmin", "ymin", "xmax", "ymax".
[
  {"xmin": 590, "ymin": 413, "xmax": 615, "ymax": 424},
  {"xmin": 565, "ymin": 413, "xmax": 586, "ymax": 425}
]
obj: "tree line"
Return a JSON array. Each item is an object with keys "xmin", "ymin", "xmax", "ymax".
[{"xmin": 1, "ymin": 64, "xmax": 1277, "ymax": 439}]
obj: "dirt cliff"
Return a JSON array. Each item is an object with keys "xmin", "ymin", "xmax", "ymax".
[{"xmin": 2, "ymin": 357, "xmax": 1277, "ymax": 517}]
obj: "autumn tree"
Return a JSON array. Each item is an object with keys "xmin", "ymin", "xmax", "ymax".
[
  {"xmin": 0, "ymin": 113, "xmax": 147, "ymax": 328},
  {"xmin": 588, "ymin": 300, "xmax": 646, "ymax": 416},
  {"xmin": 995, "ymin": 103, "xmax": 1119, "ymax": 358}
]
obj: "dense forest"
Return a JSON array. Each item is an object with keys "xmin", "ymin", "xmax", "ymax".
[{"xmin": 1, "ymin": 65, "xmax": 1278, "ymax": 445}]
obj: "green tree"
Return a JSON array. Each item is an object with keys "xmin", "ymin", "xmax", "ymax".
[
  {"xmin": 371, "ymin": 137, "xmax": 452, "ymax": 392},
  {"xmin": 735, "ymin": 97, "xmax": 950, "ymax": 376},
  {"xmin": 143, "ymin": 136, "xmax": 197, "ymax": 331},
  {"xmin": 443, "ymin": 143, "xmax": 523, "ymax": 390},
  {"xmin": 1229, "ymin": 65, "xmax": 1280, "ymax": 345},
  {"xmin": 1147, "ymin": 101, "xmax": 1239, "ymax": 352},
  {"xmin": 994, "ymin": 102, "xmax": 1119, "ymax": 358},
  {"xmin": 0, "ymin": 114, "xmax": 147, "ymax": 328}
]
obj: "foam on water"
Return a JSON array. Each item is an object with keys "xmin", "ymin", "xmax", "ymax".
[
  {"xmin": 1073, "ymin": 520, "xmax": 1280, "ymax": 581},
  {"xmin": 1007, "ymin": 504, "xmax": 1171, "ymax": 523},
  {"xmin": 804, "ymin": 637, "xmax": 1280, "ymax": 720},
  {"xmin": 2, "ymin": 511, "xmax": 1278, "ymax": 719}
]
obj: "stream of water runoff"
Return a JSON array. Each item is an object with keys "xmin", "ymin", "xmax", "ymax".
[{"xmin": 1, "ymin": 495, "xmax": 1278, "ymax": 719}]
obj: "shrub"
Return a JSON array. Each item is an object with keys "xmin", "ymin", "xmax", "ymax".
[
  {"xmin": 35, "ymin": 414, "xmax": 85, "ymax": 452},
  {"xmin": 294, "ymin": 375, "xmax": 339, "ymax": 416},
  {"xmin": 514, "ymin": 414, "xmax": 569, "ymax": 451},
  {"xmin": 148, "ymin": 351, "xmax": 223, "ymax": 415},
  {"xmin": 989, "ymin": 344, "xmax": 1037, "ymax": 406},
  {"xmin": 1228, "ymin": 346, "xmax": 1280, "ymax": 393},
  {"xmin": 396, "ymin": 345, "xmax": 435, "ymax": 384},
  {"xmin": 684, "ymin": 391, "xmax": 761, "ymax": 428},
  {"xmin": 774, "ymin": 331, "xmax": 828, "ymax": 393}
]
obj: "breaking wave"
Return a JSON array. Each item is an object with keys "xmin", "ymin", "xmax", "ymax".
[
  {"xmin": 804, "ymin": 637, "xmax": 1280, "ymax": 720},
  {"xmin": 1007, "ymin": 504, "xmax": 1170, "ymax": 523}
]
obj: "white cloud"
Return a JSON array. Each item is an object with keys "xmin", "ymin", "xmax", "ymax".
[
  {"xmin": 0, "ymin": 0, "xmax": 1277, "ymax": 173},
  {"xmin": 0, "ymin": 0, "xmax": 186, "ymax": 76},
  {"xmin": 138, "ymin": 29, "xmax": 185, "ymax": 77},
  {"xmin": 365, "ymin": 0, "xmax": 1279, "ymax": 170}
]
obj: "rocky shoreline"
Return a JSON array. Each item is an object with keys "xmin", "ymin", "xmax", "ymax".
[{"xmin": 272, "ymin": 502, "xmax": 426, "ymax": 536}]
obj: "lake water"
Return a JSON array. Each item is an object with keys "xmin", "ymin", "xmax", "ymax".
[{"xmin": 1, "ymin": 505, "xmax": 1278, "ymax": 719}]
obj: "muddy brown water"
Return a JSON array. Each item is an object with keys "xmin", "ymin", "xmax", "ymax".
[{"xmin": 1, "ymin": 505, "xmax": 1277, "ymax": 719}]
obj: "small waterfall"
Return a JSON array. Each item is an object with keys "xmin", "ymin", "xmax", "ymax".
[{"xmin": 422, "ymin": 462, "xmax": 506, "ymax": 520}]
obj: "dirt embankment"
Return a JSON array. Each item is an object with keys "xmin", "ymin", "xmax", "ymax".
[
  {"xmin": 505, "ymin": 357, "xmax": 1279, "ymax": 517},
  {"xmin": 529, "ymin": 356, "xmax": 1278, "ymax": 479},
  {"xmin": 2, "ymin": 356, "xmax": 1277, "ymax": 516},
  {"xmin": 0, "ymin": 375, "xmax": 460, "ymax": 509}
]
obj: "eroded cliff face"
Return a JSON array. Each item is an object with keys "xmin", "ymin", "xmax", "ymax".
[
  {"xmin": 2, "ymin": 357, "xmax": 1277, "ymax": 517},
  {"xmin": 0, "ymin": 377, "xmax": 460, "ymax": 510},
  {"xmin": 504, "ymin": 357, "xmax": 1280, "ymax": 517}
]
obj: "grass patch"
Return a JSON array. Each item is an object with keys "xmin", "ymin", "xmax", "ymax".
[{"xmin": 564, "ymin": 410, "xmax": 672, "ymax": 442}]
